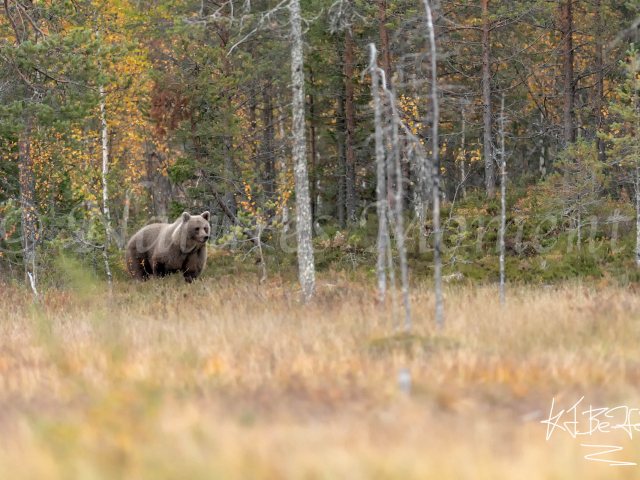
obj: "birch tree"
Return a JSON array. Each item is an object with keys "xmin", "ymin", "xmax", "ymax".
[
  {"xmin": 423, "ymin": 0, "xmax": 443, "ymax": 329},
  {"xmin": 386, "ymin": 78, "xmax": 411, "ymax": 331},
  {"xmin": 368, "ymin": 44, "xmax": 388, "ymax": 304},
  {"xmin": 481, "ymin": 0, "xmax": 495, "ymax": 198},
  {"xmin": 99, "ymin": 85, "xmax": 113, "ymax": 292},
  {"xmin": 290, "ymin": 0, "xmax": 316, "ymax": 301},
  {"xmin": 561, "ymin": 0, "xmax": 575, "ymax": 145}
]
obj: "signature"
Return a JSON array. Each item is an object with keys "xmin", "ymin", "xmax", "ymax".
[{"xmin": 542, "ymin": 397, "xmax": 640, "ymax": 466}]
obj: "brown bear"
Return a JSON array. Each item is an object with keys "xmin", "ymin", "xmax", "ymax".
[{"xmin": 125, "ymin": 211, "xmax": 210, "ymax": 283}]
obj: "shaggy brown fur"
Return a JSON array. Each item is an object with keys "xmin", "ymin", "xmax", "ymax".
[{"xmin": 125, "ymin": 212, "xmax": 210, "ymax": 283}]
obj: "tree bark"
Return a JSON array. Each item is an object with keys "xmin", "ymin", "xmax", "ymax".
[
  {"xmin": 379, "ymin": 0, "xmax": 392, "ymax": 76},
  {"xmin": 308, "ymin": 75, "xmax": 317, "ymax": 224},
  {"xmin": 345, "ymin": 27, "xmax": 357, "ymax": 223},
  {"xmin": 19, "ymin": 118, "xmax": 36, "ymax": 283},
  {"xmin": 100, "ymin": 85, "xmax": 111, "ymax": 246},
  {"xmin": 561, "ymin": 0, "xmax": 575, "ymax": 145},
  {"xmin": 369, "ymin": 44, "xmax": 387, "ymax": 305},
  {"xmin": 337, "ymin": 81, "xmax": 347, "ymax": 228},
  {"xmin": 482, "ymin": 0, "xmax": 495, "ymax": 198},
  {"xmin": 290, "ymin": 0, "xmax": 316, "ymax": 302},
  {"xmin": 379, "ymin": 0, "xmax": 396, "ymax": 213},
  {"xmin": 423, "ymin": 0, "xmax": 443, "ymax": 329},
  {"xmin": 387, "ymin": 80, "xmax": 411, "ymax": 330},
  {"xmin": 594, "ymin": 0, "xmax": 604, "ymax": 161}
]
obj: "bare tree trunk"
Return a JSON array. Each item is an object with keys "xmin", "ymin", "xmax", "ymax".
[
  {"xmin": 345, "ymin": 26, "xmax": 357, "ymax": 223},
  {"xmin": 337, "ymin": 86, "xmax": 347, "ymax": 228},
  {"xmin": 100, "ymin": 86, "xmax": 111, "ymax": 246},
  {"xmin": 482, "ymin": 0, "xmax": 495, "ymax": 198},
  {"xmin": 99, "ymin": 85, "xmax": 113, "ymax": 291},
  {"xmin": 561, "ymin": 0, "xmax": 575, "ymax": 145},
  {"xmin": 369, "ymin": 44, "xmax": 387, "ymax": 304},
  {"xmin": 595, "ymin": 0, "xmax": 604, "ymax": 161},
  {"xmin": 219, "ymin": 22, "xmax": 237, "ymax": 216},
  {"xmin": 499, "ymin": 94, "xmax": 506, "ymax": 307},
  {"xmin": 19, "ymin": 118, "xmax": 36, "ymax": 283},
  {"xmin": 388, "ymin": 80, "xmax": 411, "ymax": 331},
  {"xmin": 290, "ymin": 0, "xmax": 316, "ymax": 302},
  {"xmin": 424, "ymin": 0, "xmax": 443, "ymax": 329},
  {"xmin": 379, "ymin": 0, "xmax": 395, "ymax": 214},
  {"xmin": 308, "ymin": 80, "xmax": 317, "ymax": 224},
  {"xmin": 378, "ymin": 0, "xmax": 391, "ymax": 78}
]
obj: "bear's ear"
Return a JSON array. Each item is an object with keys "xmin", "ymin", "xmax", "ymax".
[
  {"xmin": 181, "ymin": 212, "xmax": 191, "ymax": 223},
  {"xmin": 201, "ymin": 211, "xmax": 210, "ymax": 222}
]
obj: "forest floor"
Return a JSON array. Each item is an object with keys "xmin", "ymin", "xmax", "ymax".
[{"xmin": 2, "ymin": 266, "xmax": 640, "ymax": 479}]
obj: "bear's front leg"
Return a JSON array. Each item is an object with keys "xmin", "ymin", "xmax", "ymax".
[
  {"xmin": 182, "ymin": 247, "xmax": 206, "ymax": 283},
  {"xmin": 152, "ymin": 261, "xmax": 166, "ymax": 278},
  {"xmin": 183, "ymin": 273, "xmax": 196, "ymax": 283}
]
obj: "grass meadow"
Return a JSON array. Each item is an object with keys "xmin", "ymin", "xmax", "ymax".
[{"xmin": 2, "ymin": 263, "xmax": 640, "ymax": 478}]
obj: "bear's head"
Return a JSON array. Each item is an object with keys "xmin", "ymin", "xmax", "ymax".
[{"xmin": 180, "ymin": 211, "xmax": 210, "ymax": 249}]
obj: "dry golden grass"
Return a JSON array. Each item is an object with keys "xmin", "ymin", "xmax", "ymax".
[{"xmin": 2, "ymin": 270, "xmax": 640, "ymax": 479}]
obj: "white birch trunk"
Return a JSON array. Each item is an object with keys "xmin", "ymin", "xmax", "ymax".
[
  {"xmin": 100, "ymin": 86, "xmax": 110, "ymax": 242},
  {"xmin": 423, "ymin": 0, "xmax": 443, "ymax": 329},
  {"xmin": 368, "ymin": 44, "xmax": 387, "ymax": 304},
  {"xmin": 385, "ymin": 79, "xmax": 412, "ymax": 331},
  {"xmin": 499, "ymin": 94, "xmax": 506, "ymax": 307},
  {"xmin": 99, "ymin": 85, "xmax": 112, "ymax": 292},
  {"xmin": 290, "ymin": 0, "xmax": 316, "ymax": 302}
]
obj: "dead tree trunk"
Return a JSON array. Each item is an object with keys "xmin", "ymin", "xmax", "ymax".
[
  {"xmin": 386, "ymin": 79, "xmax": 411, "ymax": 331},
  {"xmin": 378, "ymin": 0, "xmax": 391, "ymax": 78},
  {"xmin": 308, "ymin": 76, "xmax": 318, "ymax": 224},
  {"xmin": 423, "ymin": 0, "xmax": 444, "ymax": 329},
  {"xmin": 19, "ymin": 119, "xmax": 36, "ymax": 284},
  {"xmin": 100, "ymin": 85, "xmax": 111, "ymax": 246},
  {"xmin": 594, "ymin": 0, "xmax": 604, "ymax": 161},
  {"xmin": 561, "ymin": 0, "xmax": 575, "ymax": 145},
  {"xmin": 369, "ymin": 44, "xmax": 388, "ymax": 305},
  {"xmin": 460, "ymin": 99, "xmax": 468, "ymax": 199},
  {"xmin": 290, "ymin": 0, "xmax": 316, "ymax": 302},
  {"xmin": 482, "ymin": 0, "xmax": 495, "ymax": 198},
  {"xmin": 345, "ymin": 25, "xmax": 357, "ymax": 223},
  {"xmin": 337, "ymin": 81, "xmax": 347, "ymax": 228}
]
